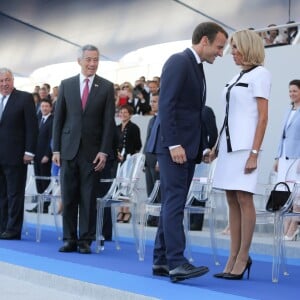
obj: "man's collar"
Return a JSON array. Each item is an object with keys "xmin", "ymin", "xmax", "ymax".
[{"xmin": 189, "ymin": 47, "xmax": 202, "ymax": 64}]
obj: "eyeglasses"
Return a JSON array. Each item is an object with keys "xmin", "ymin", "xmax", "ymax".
[{"xmin": 122, "ymin": 85, "xmax": 130, "ymax": 89}]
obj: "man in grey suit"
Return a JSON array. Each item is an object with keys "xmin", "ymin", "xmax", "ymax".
[{"xmin": 52, "ymin": 45, "xmax": 115, "ymax": 254}]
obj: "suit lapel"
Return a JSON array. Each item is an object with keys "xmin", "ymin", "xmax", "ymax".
[
  {"xmin": 0, "ymin": 90, "xmax": 16, "ymax": 122},
  {"xmin": 286, "ymin": 108, "xmax": 300, "ymax": 129}
]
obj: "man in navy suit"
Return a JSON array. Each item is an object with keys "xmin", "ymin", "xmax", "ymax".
[
  {"xmin": 0, "ymin": 68, "xmax": 38, "ymax": 240},
  {"xmin": 52, "ymin": 45, "xmax": 115, "ymax": 254},
  {"xmin": 147, "ymin": 22, "xmax": 228, "ymax": 282},
  {"xmin": 26, "ymin": 98, "xmax": 54, "ymax": 213}
]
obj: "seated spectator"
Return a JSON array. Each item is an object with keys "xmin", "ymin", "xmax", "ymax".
[
  {"xmin": 286, "ymin": 21, "xmax": 298, "ymax": 44},
  {"xmin": 116, "ymin": 105, "xmax": 142, "ymax": 223},
  {"xmin": 148, "ymin": 80, "xmax": 160, "ymax": 96},
  {"xmin": 264, "ymin": 24, "xmax": 286, "ymax": 46},
  {"xmin": 117, "ymin": 81, "xmax": 133, "ymax": 107}
]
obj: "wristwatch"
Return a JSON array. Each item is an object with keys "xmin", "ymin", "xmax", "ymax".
[{"xmin": 251, "ymin": 149, "xmax": 258, "ymax": 155}]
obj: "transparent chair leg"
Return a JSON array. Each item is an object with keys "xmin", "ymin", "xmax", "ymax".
[
  {"xmin": 22, "ymin": 213, "xmax": 29, "ymax": 236},
  {"xmin": 95, "ymin": 200, "xmax": 105, "ymax": 253},
  {"xmin": 208, "ymin": 207, "xmax": 220, "ymax": 266},
  {"xmin": 111, "ymin": 204, "xmax": 121, "ymax": 250},
  {"xmin": 184, "ymin": 209, "xmax": 194, "ymax": 263},
  {"xmin": 281, "ymin": 239, "xmax": 289, "ymax": 276},
  {"xmin": 52, "ymin": 198, "xmax": 62, "ymax": 240},
  {"xmin": 135, "ymin": 202, "xmax": 146, "ymax": 261},
  {"xmin": 279, "ymin": 215, "xmax": 289, "ymax": 277},
  {"xmin": 272, "ymin": 213, "xmax": 281, "ymax": 283},
  {"xmin": 131, "ymin": 204, "xmax": 141, "ymax": 255},
  {"xmin": 138, "ymin": 205, "xmax": 148, "ymax": 261},
  {"xmin": 36, "ymin": 196, "xmax": 43, "ymax": 242}
]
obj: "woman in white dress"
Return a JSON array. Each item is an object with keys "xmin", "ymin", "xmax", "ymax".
[
  {"xmin": 274, "ymin": 80, "xmax": 300, "ymax": 241},
  {"xmin": 211, "ymin": 30, "xmax": 271, "ymax": 280}
]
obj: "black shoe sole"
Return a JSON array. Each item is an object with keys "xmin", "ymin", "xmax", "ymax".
[
  {"xmin": 170, "ymin": 268, "xmax": 209, "ymax": 283},
  {"xmin": 152, "ymin": 270, "xmax": 169, "ymax": 277}
]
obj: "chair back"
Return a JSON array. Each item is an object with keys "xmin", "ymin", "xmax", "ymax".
[
  {"xmin": 280, "ymin": 182, "xmax": 300, "ymax": 213},
  {"xmin": 186, "ymin": 159, "xmax": 217, "ymax": 205},
  {"xmin": 25, "ymin": 175, "xmax": 39, "ymax": 196},
  {"xmin": 146, "ymin": 180, "xmax": 160, "ymax": 204},
  {"xmin": 114, "ymin": 153, "xmax": 145, "ymax": 202},
  {"xmin": 285, "ymin": 158, "xmax": 300, "ymax": 184}
]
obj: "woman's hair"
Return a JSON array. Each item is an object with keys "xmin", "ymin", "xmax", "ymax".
[
  {"xmin": 119, "ymin": 104, "xmax": 134, "ymax": 115},
  {"xmin": 230, "ymin": 29, "xmax": 265, "ymax": 66},
  {"xmin": 289, "ymin": 79, "xmax": 300, "ymax": 89}
]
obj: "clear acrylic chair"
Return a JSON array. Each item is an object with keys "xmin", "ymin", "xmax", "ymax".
[
  {"xmin": 184, "ymin": 160, "xmax": 220, "ymax": 265},
  {"xmin": 96, "ymin": 153, "xmax": 146, "ymax": 260},
  {"xmin": 255, "ymin": 181, "xmax": 288, "ymax": 283},
  {"xmin": 24, "ymin": 175, "xmax": 62, "ymax": 242},
  {"xmin": 272, "ymin": 159, "xmax": 300, "ymax": 282}
]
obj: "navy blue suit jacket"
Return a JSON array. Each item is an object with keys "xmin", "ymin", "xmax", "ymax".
[
  {"xmin": 35, "ymin": 115, "xmax": 53, "ymax": 161},
  {"xmin": 148, "ymin": 48, "xmax": 205, "ymax": 162}
]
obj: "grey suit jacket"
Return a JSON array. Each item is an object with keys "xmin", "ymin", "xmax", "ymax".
[
  {"xmin": 52, "ymin": 74, "xmax": 115, "ymax": 161},
  {"xmin": 276, "ymin": 108, "xmax": 300, "ymax": 159}
]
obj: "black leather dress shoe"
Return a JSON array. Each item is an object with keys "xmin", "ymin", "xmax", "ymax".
[
  {"xmin": 152, "ymin": 264, "xmax": 169, "ymax": 277},
  {"xmin": 78, "ymin": 243, "xmax": 91, "ymax": 254},
  {"xmin": 0, "ymin": 232, "xmax": 21, "ymax": 240},
  {"xmin": 59, "ymin": 242, "xmax": 77, "ymax": 252},
  {"xmin": 169, "ymin": 263, "xmax": 209, "ymax": 283}
]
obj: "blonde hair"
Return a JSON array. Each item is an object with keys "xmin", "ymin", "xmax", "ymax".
[{"xmin": 230, "ymin": 29, "xmax": 265, "ymax": 66}]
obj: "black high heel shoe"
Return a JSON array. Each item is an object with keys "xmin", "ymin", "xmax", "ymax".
[
  {"xmin": 213, "ymin": 272, "xmax": 229, "ymax": 278},
  {"xmin": 223, "ymin": 257, "xmax": 252, "ymax": 280},
  {"xmin": 122, "ymin": 212, "xmax": 132, "ymax": 223}
]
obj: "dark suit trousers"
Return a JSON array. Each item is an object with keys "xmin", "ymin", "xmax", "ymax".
[
  {"xmin": 0, "ymin": 164, "xmax": 27, "ymax": 235},
  {"xmin": 60, "ymin": 148, "xmax": 100, "ymax": 244},
  {"xmin": 153, "ymin": 153, "xmax": 195, "ymax": 269}
]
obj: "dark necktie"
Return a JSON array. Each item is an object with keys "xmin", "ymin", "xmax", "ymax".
[
  {"xmin": 82, "ymin": 78, "xmax": 89, "ymax": 109},
  {"xmin": 40, "ymin": 117, "xmax": 45, "ymax": 128},
  {"xmin": 199, "ymin": 63, "xmax": 206, "ymax": 102}
]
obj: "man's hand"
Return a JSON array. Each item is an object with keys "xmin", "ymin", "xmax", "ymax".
[
  {"xmin": 52, "ymin": 153, "xmax": 61, "ymax": 167},
  {"xmin": 170, "ymin": 146, "xmax": 187, "ymax": 164},
  {"xmin": 41, "ymin": 156, "xmax": 49, "ymax": 164},
  {"xmin": 93, "ymin": 152, "xmax": 107, "ymax": 171},
  {"xmin": 23, "ymin": 154, "xmax": 34, "ymax": 164}
]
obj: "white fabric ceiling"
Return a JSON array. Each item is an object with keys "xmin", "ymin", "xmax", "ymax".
[{"xmin": 0, "ymin": 0, "xmax": 298, "ymax": 77}]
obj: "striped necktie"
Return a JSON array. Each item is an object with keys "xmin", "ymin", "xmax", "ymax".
[{"xmin": 0, "ymin": 95, "xmax": 6, "ymax": 121}]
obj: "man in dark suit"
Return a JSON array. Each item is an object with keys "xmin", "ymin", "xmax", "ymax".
[
  {"xmin": 52, "ymin": 44, "xmax": 115, "ymax": 254},
  {"xmin": 147, "ymin": 22, "xmax": 228, "ymax": 282},
  {"xmin": 0, "ymin": 68, "xmax": 38, "ymax": 240},
  {"xmin": 144, "ymin": 93, "xmax": 160, "ymax": 226},
  {"xmin": 26, "ymin": 98, "xmax": 54, "ymax": 213}
]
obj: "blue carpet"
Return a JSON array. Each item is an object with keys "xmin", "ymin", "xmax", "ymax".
[{"xmin": 0, "ymin": 225, "xmax": 299, "ymax": 300}]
